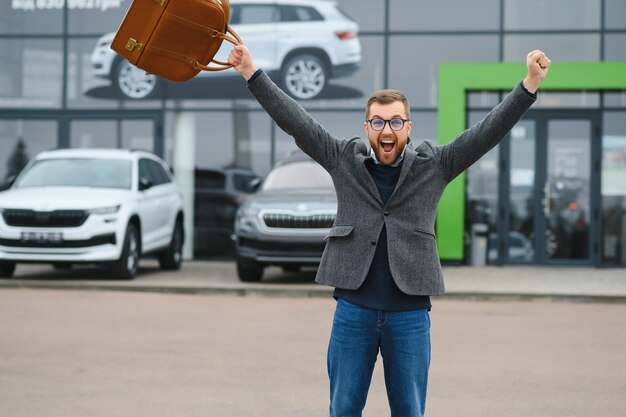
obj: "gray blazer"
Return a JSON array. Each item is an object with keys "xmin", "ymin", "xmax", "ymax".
[{"xmin": 249, "ymin": 73, "xmax": 535, "ymax": 295}]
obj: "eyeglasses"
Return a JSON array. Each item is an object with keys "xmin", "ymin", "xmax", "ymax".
[{"xmin": 366, "ymin": 118, "xmax": 410, "ymax": 131}]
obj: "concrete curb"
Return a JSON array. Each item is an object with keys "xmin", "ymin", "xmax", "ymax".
[{"xmin": 2, "ymin": 280, "xmax": 625, "ymax": 303}]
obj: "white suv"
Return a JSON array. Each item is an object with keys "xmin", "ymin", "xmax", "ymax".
[
  {"xmin": 91, "ymin": 0, "xmax": 361, "ymax": 100},
  {"xmin": 0, "ymin": 149, "xmax": 185, "ymax": 279}
]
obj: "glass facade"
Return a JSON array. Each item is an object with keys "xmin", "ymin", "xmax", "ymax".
[{"xmin": 1, "ymin": 0, "xmax": 625, "ymax": 265}]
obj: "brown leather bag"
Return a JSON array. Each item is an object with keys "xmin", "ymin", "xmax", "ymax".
[{"xmin": 111, "ymin": 0, "xmax": 242, "ymax": 82}]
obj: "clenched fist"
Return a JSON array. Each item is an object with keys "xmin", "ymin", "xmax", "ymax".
[
  {"xmin": 228, "ymin": 45, "xmax": 258, "ymax": 81},
  {"xmin": 523, "ymin": 50, "xmax": 551, "ymax": 93}
]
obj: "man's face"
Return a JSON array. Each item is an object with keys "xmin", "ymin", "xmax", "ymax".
[{"xmin": 365, "ymin": 101, "xmax": 412, "ymax": 166}]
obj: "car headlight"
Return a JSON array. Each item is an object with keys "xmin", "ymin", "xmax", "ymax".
[
  {"xmin": 87, "ymin": 205, "xmax": 120, "ymax": 215},
  {"xmin": 235, "ymin": 203, "xmax": 260, "ymax": 232}
]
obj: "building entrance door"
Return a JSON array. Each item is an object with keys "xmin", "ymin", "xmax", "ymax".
[{"xmin": 498, "ymin": 111, "xmax": 601, "ymax": 265}]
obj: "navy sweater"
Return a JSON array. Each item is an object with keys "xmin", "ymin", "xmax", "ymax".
[{"xmin": 334, "ymin": 158, "xmax": 432, "ymax": 311}]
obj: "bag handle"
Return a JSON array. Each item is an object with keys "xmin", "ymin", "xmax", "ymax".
[{"xmin": 192, "ymin": 26, "xmax": 242, "ymax": 71}]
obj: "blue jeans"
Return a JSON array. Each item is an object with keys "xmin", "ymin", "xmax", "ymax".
[{"xmin": 327, "ymin": 299, "xmax": 431, "ymax": 417}]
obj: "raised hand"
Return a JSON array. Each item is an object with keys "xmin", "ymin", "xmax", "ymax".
[
  {"xmin": 523, "ymin": 49, "xmax": 551, "ymax": 93},
  {"xmin": 228, "ymin": 45, "xmax": 258, "ymax": 81}
]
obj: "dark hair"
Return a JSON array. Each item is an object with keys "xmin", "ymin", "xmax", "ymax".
[{"xmin": 365, "ymin": 89, "xmax": 410, "ymax": 119}]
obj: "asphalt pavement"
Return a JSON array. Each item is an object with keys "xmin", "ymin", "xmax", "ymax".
[
  {"xmin": 1, "ymin": 289, "xmax": 625, "ymax": 417},
  {"xmin": 1, "ymin": 260, "xmax": 625, "ymax": 302}
]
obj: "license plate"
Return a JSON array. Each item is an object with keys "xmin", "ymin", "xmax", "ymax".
[{"xmin": 20, "ymin": 231, "xmax": 64, "ymax": 243}]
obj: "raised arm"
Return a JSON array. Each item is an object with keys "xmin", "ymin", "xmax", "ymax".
[
  {"xmin": 438, "ymin": 50, "xmax": 551, "ymax": 182},
  {"xmin": 228, "ymin": 45, "xmax": 346, "ymax": 171}
]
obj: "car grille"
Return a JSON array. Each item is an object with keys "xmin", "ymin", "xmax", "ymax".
[
  {"xmin": 2, "ymin": 209, "xmax": 89, "ymax": 228},
  {"xmin": 262, "ymin": 213, "xmax": 335, "ymax": 229}
]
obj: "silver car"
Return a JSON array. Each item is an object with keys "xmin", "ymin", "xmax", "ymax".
[
  {"xmin": 91, "ymin": 0, "xmax": 361, "ymax": 100},
  {"xmin": 234, "ymin": 153, "xmax": 336, "ymax": 281}
]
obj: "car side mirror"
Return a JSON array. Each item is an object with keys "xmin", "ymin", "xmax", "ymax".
[
  {"xmin": 139, "ymin": 177, "xmax": 153, "ymax": 191},
  {"xmin": 249, "ymin": 177, "xmax": 261, "ymax": 192}
]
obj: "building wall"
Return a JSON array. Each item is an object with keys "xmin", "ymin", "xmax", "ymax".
[{"xmin": 0, "ymin": 0, "xmax": 625, "ymax": 264}]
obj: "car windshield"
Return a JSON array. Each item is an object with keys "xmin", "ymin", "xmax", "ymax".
[
  {"xmin": 262, "ymin": 160, "xmax": 333, "ymax": 190},
  {"xmin": 16, "ymin": 158, "xmax": 132, "ymax": 190}
]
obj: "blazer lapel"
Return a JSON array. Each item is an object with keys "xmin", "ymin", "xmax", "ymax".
[{"xmin": 355, "ymin": 153, "xmax": 383, "ymax": 205}]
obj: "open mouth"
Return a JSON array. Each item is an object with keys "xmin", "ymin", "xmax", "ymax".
[{"xmin": 381, "ymin": 140, "xmax": 395, "ymax": 154}]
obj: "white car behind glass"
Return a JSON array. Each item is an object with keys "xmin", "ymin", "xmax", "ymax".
[
  {"xmin": 91, "ymin": 0, "xmax": 361, "ymax": 100},
  {"xmin": 0, "ymin": 149, "xmax": 184, "ymax": 279}
]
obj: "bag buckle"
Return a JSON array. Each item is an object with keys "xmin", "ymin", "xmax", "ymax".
[{"xmin": 125, "ymin": 38, "xmax": 143, "ymax": 52}]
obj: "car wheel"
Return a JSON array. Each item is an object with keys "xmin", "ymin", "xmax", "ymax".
[
  {"xmin": 157, "ymin": 220, "xmax": 183, "ymax": 270},
  {"xmin": 0, "ymin": 261, "xmax": 16, "ymax": 278},
  {"xmin": 281, "ymin": 265, "xmax": 301, "ymax": 273},
  {"xmin": 114, "ymin": 59, "xmax": 161, "ymax": 99},
  {"xmin": 111, "ymin": 223, "xmax": 140, "ymax": 279},
  {"xmin": 236, "ymin": 258, "xmax": 264, "ymax": 282},
  {"xmin": 281, "ymin": 54, "xmax": 327, "ymax": 100}
]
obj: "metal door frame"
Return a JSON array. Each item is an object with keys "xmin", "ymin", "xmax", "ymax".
[{"xmin": 497, "ymin": 109, "xmax": 602, "ymax": 266}]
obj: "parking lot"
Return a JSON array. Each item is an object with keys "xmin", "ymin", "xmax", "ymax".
[{"xmin": 1, "ymin": 286, "xmax": 625, "ymax": 417}]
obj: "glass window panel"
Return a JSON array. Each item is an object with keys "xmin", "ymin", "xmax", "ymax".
[
  {"xmin": 533, "ymin": 92, "xmax": 600, "ymax": 108},
  {"xmin": 601, "ymin": 112, "xmax": 626, "ymax": 265},
  {"xmin": 337, "ymin": 0, "xmax": 384, "ymax": 31},
  {"xmin": 0, "ymin": 120, "xmax": 58, "ymax": 188},
  {"xmin": 604, "ymin": 92, "xmax": 626, "ymax": 108},
  {"xmin": 389, "ymin": 35, "xmax": 499, "ymax": 107},
  {"xmin": 164, "ymin": 111, "xmax": 271, "ymax": 259},
  {"xmin": 0, "ymin": 39, "xmax": 63, "ymax": 109},
  {"xmin": 504, "ymin": 34, "xmax": 600, "ymax": 62},
  {"xmin": 391, "ymin": 0, "xmax": 500, "ymax": 31},
  {"xmin": 604, "ymin": 34, "xmax": 626, "ymax": 61},
  {"xmin": 410, "ymin": 111, "xmax": 437, "ymax": 144},
  {"xmin": 508, "ymin": 119, "xmax": 536, "ymax": 264},
  {"xmin": 68, "ymin": 1, "xmax": 130, "ymax": 34},
  {"xmin": 275, "ymin": 111, "xmax": 366, "ymax": 161},
  {"xmin": 164, "ymin": 111, "xmax": 271, "ymax": 176},
  {"xmin": 605, "ymin": 0, "xmax": 626, "ymax": 29},
  {"xmin": 504, "ymin": 0, "xmax": 601, "ymax": 30},
  {"xmin": 121, "ymin": 120, "xmax": 154, "ymax": 151},
  {"xmin": 546, "ymin": 120, "xmax": 591, "ymax": 260},
  {"xmin": 70, "ymin": 120, "xmax": 117, "ymax": 148},
  {"xmin": 468, "ymin": 92, "xmax": 501, "ymax": 109},
  {"xmin": 0, "ymin": 2, "xmax": 63, "ymax": 34},
  {"xmin": 466, "ymin": 111, "xmax": 499, "ymax": 264}
]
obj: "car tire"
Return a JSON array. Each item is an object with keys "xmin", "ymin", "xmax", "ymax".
[
  {"xmin": 157, "ymin": 220, "xmax": 184, "ymax": 270},
  {"xmin": 0, "ymin": 261, "xmax": 16, "ymax": 278},
  {"xmin": 281, "ymin": 54, "xmax": 328, "ymax": 100},
  {"xmin": 111, "ymin": 223, "xmax": 140, "ymax": 279},
  {"xmin": 236, "ymin": 258, "xmax": 264, "ymax": 282},
  {"xmin": 113, "ymin": 59, "xmax": 162, "ymax": 99}
]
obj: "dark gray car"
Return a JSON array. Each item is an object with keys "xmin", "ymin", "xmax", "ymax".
[{"xmin": 234, "ymin": 154, "xmax": 337, "ymax": 282}]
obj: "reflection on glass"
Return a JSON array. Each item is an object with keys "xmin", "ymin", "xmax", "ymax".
[
  {"xmin": 466, "ymin": 112, "xmax": 500, "ymax": 264},
  {"xmin": 546, "ymin": 120, "xmax": 591, "ymax": 260},
  {"xmin": 508, "ymin": 120, "xmax": 536, "ymax": 263},
  {"xmin": 602, "ymin": 112, "xmax": 626, "ymax": 265},
  {"xmin": 0, "ymin": 120, "xmax": 58, "ymax": 189}
]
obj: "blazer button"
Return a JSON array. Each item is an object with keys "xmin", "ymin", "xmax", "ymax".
[
  {"xmin": 384, "ymin": 210, "xmax": 389, "ymax": 216},
  {"xmin": 370, "ymin": 240, "xmax": 376, "ymax": 246}
]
